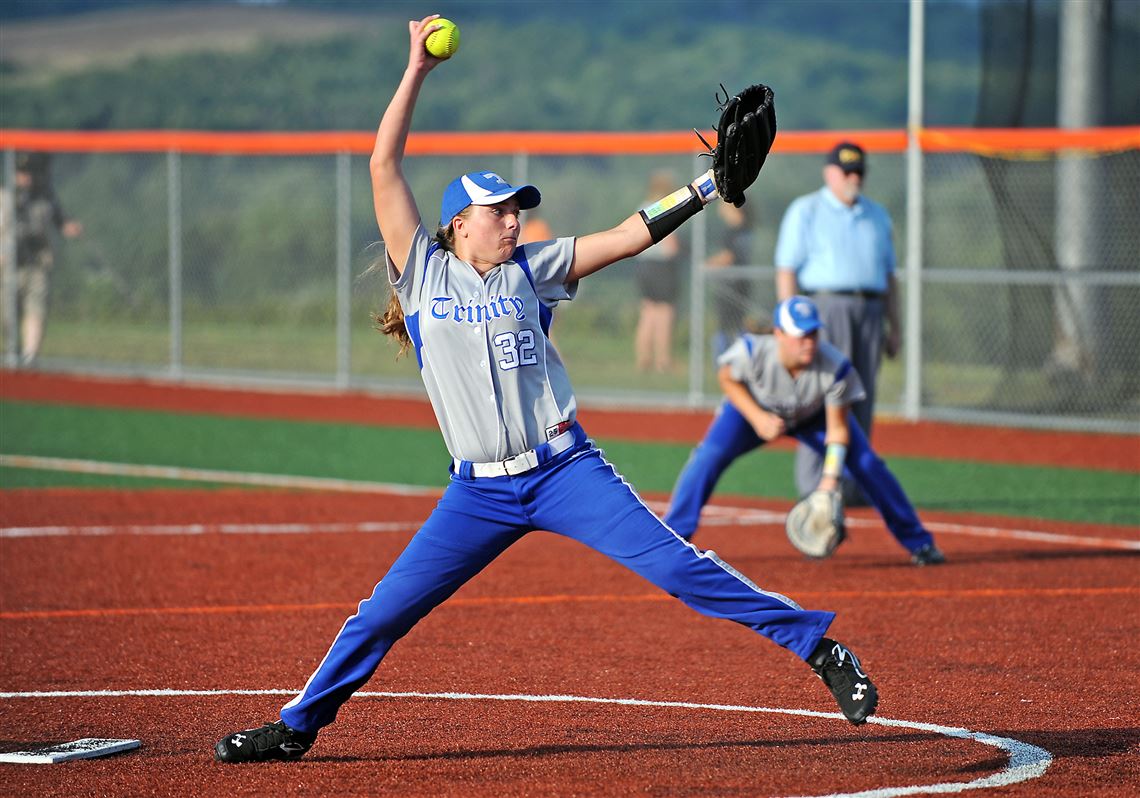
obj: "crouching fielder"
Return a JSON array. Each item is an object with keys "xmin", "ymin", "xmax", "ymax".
[
  {"xmin": 214, "ymin": 15, "xmax": 877, "ymax": 763},
  {"xmin": 664, "ymin": 295, "xmax": 945, "ymax": 566}
]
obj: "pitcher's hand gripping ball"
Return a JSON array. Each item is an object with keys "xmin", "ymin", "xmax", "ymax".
[
  {"xmin": 425, "ymin": 18, "xmax": 460, "ymax": 59},
  {"xmin": 786, "ymin": 490, "xmax": 847, "ymax": 559},
  {"xmin": 695, "ymin": 83, "xmax": 777, "ymax": 207}
]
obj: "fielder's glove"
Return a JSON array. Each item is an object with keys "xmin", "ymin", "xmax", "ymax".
[
  {"xmin": 695, "ymin": 83, "xmax": 777, "ymax": 207},
  {"xmin": 785, "ymin": 490, "xmax": 847, "ymax": 559}
]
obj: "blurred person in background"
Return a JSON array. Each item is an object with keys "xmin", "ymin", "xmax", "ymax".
[
  {"xmin": 633, "ymin": 169, "xmax": 685, "ymax": 374},
  {"xmin": 0, "ymin": 152, "xmax": 82, "ymax": 366},
  {"xmin": 706, "ymin": 200, "xmax": 755, "ymax": 358},
  {"xmin": 775, "ymin": 142, "xmax": 898, "ymax": 506},
  {"xmin": 518, "ymin": 206, "xmax": 553, "ymax": 244}
]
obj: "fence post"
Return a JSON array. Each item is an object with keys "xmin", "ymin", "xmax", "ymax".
[
  {"xmin": 1054, "ymin": 0, "xmax": 1110, "ymax": 380},
  {"xmin": 167, "ymin": 149, "xmax": 182, "ymax": 379},
  {"xmin": 512, "ymin": 152, "xmax": 528, "ymax": 186},
  {"xmin": 903, "ymin": 0, "xmax": 925, "ymax": 421},
  {"xmin": 1, "ymin": 148, "xmax": 16, "ymax": 367},
  {"xmin": 336, "ymin": 151, "xmax": 351, "ymax": 388}
]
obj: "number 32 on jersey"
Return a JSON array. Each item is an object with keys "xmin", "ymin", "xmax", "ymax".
[{"xmin": 494, "ymin": 330, "xmax": 538, "ymax": 370}]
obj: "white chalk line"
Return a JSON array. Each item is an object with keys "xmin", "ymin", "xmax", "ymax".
[
  {"xmin": 2, "ymin": 454, "xmax": 1136, "ymax": 551},
  {"xmin": 0, "ymin": 454, "xmax": 442, "ymax": 496},
  {"xmin": 696, "ymin": 505, "xmax": 1140, "ymax": 551},
  {"xmin": 0, "ymin": 521, "xmax": 420, "ymax": 538},
  {"xmin": 0, "ymin": 688, "xmax": 1050, "ymax": 797}
]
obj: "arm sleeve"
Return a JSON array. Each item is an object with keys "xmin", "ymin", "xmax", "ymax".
[
  {"xmin": 822, "ymin": 348, "xmax": 868, "ymax": 407},
  {"xmin": 523, "ymin": 236, "xmax": 578, "ymax": 304},
  {"xmin": 387, "ymin": 224, "xmax": 432, "ymax": 313},
  {"xmin": 716, "ymin": 336, "xmax": 754, "ymax": 381},
  {"xmin": 774, "ymin": 198, "xmax": 807, "ymax": 270}
]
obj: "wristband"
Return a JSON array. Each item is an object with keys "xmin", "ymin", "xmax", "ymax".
[
  {"xmin": 692, "ymin": 170, "xmax": 718, "ymax": 203},
  {"xmin": 822, "ymin": 442, "xmax": 847, "ymax": 479},
  {"xmin": 639, "ymin": 184, "xmax": 703, "ymax": 244}
]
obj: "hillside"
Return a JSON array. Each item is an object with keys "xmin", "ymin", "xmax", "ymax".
[
  {"xmin": 3, "ymin": 0, "xmax": 1137, "ymax": 131},
  {"xmin": 0, "ymin": 0, "xmax": 991, "ymax": 131},
  {"xmin": 0, "ymin": 3, "xmax": 376, "ymax": 80}
]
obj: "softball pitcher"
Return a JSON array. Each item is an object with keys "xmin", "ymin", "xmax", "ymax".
[{"xmin": 215, "ymin": 15, "xmax": 878, "ymax": 763}]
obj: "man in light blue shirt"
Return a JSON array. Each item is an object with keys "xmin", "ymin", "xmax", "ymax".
[{"xmin": 775, "ymin": 142, "xmax": 900, "ymax": 502}]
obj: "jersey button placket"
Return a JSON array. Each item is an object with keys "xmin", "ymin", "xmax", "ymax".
[
  {"xmin": 471, "ymin": 291, "xmax": 498, "ymax": 411},
  {"xmin": 475, "ymin": 325, "xmax": 492, "ymax": 401},
  {"xmin": 481, "ymin": 278, "xmax": 509, "ymax": 457}
]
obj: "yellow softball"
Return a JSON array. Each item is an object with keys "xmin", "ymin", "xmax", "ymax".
[{"xmin": 425, "ymin": 18, "xmax": 460, "ymax": 59}]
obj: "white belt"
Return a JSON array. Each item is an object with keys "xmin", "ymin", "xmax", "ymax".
[{"xmin": 455, "ymin": 427, "xmax": 578, "ymax": 478}]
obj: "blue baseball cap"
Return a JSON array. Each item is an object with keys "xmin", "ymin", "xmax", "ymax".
[
  {"xmin": 439, "ymin": 171, "xmax": 541, "ymax": 228},
  {"xmin": 774, "ymin": 296, "xmax": 824, "ymax": 337}
]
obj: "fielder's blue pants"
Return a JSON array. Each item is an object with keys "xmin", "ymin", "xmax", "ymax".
[
  {"xmin": 280, "ymin": 426, "xmax": 834, "ymax": 734},
  {"xmin": 664, "ymin": 402, "xmax": 934, "ymax": 554}
]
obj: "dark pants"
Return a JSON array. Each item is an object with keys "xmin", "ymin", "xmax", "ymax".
[{"xmin": 795, "ymin": 293, "xmax": 884, "ymax": 501}]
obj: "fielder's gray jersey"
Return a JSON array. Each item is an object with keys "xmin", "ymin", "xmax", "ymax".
[
  {"xmin": 718, "ymin": 334, "xmax": 866, "ymax": 426},
  {"xmin": 388, "ymin": 225, "xmax": 579, "ymax": 462}
]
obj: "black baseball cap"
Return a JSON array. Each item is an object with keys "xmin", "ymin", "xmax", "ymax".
[{"xmin": 827, "ymin": 141, "xmax": 865, "ymax": 175}]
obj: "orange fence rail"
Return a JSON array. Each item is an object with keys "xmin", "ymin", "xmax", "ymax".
[
  {"xmin": 921, "ymin": 127, "xmax": 1140, "ymax": 155},
  {"xmin": 1, "ymin": 127, "xmax": 1137, "ymax": 157}
]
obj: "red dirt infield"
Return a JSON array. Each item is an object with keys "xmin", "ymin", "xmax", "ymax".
[
  {"xmin": 1, "ymin": 371, "xmax": 1139, "ymax": 796},
  {"xmin": 2, "ymin": 488, "xmax": 1138, "ymax": 797}
]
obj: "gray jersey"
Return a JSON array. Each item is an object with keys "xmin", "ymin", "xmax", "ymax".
[
  {"xmin": 388, "ymin": 225, "xmax": 579, "ymax": 462},
  {"xmin": 718, "ymin": 334, "xmax": 866, "ymax": 426}
]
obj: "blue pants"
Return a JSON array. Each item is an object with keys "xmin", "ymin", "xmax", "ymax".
[
  {"xmin": 664, "ymin": 402, "xmax": 933, "ymax": 554},
  {"xmin": 280, "ymin": 428, "xmax": 834, "ymax": 734}
]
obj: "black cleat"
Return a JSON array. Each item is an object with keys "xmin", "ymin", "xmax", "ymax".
[
  {"xmin": 911, "ymin": 543, "xmax": 946, "ymax": 566},
  {"xmin": 808, "ymin": 637, "xmax": 878, "ymax": 725},
  {"xmin": 214, "ymin": 720, "xmax": 315, "ymax": 763}
]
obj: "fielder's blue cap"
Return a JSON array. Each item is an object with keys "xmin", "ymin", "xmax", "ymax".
[
  {"xmin": 439, "ymin": 171, "xmax": 541, "ymax": 228},
  {"xmin": 774, "ymin": 295, "xmax": 824, "ymax": 337}
]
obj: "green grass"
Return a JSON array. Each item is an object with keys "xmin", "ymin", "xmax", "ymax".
[
  {"xmin": 0, "ymin": 401, "xmax": 453, "ymax": 485},
  {"xmin": 0, "ymin": 467, "xmax": 234, "ymax": 490},
  {"xmin": 2, "ymin": 400, "xmax": 1137, "ymax": 527}
]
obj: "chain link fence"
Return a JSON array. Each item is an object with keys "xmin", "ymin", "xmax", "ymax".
[{"xmin": 2, "ymin": 141, "xmax": 1138, "ymax": 433}]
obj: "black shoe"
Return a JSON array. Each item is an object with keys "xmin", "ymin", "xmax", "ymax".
[
  {"xmin": 808, "ymin": 637, "xmax": 878, "ymax": 725},
  {"xmin": 911, "ymin": 543, "xmax": 946, "ymax": 566},
  {"xmin": 214, "ymin": 720, "xmax": 315, "ymax": 763}
]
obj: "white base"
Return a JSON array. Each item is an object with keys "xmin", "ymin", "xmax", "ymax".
[{"xmin": 0, "ymin": 738, "xmax": 141, "ymax": 764}]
